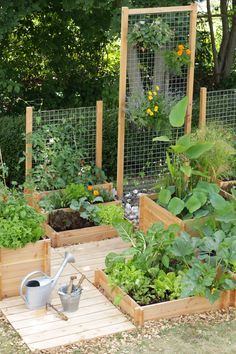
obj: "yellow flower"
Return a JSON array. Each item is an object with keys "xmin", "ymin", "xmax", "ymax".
[
  {"xmin": 87, "ymin": 186, "xmax": 93, "ymax": 191},
  {"xmin": 156, "ymin": 86, "xmax": 160, "ymax": 91},
  {"xmin": 148, "ymin": 91, "xmax": 153, "ymax": 96},
  {"xmin": 148, "ymin": 95, "xmax": 153, "ymax": 101},
  {"xmin": 153, "ymin": 91, "xmax": 157, "ymax": 96},
  {"xmin": 211, "ymin": 288, "xmax": 216, "ymax": 294},
  {"xmin": 146, "ymin": 108, "xmax": 151, "ymax": 114},
  {"xmin": 177, "ymin": 50, "xmax": 183, "ymax": 56},
  {"xmin": 93, "ymin": 190, "xmax": 100, "ymax": 196},
  {"xmin": 149, "ymin": 111, "xmax": 154, "ymax": 116},
  {"xmin": 154, "ymin": 105, "xmax": 159, "ymax": 112},
  {"xmin": 178, "ymin": 44, "xmax": 184, "ymax": 50},
  {"xmin": 186, "ymin": 49, "xmax": 191, "ymax": 55}
]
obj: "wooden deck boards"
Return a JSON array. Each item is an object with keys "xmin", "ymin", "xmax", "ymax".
[{"xmin": 0, "ymin": 238, "xmax": 134, "ymax": 351}]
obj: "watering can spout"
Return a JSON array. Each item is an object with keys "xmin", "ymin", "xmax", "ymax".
[{"xmin": 51, "ymin": 252, "xmax": 75, "ymax": 291}]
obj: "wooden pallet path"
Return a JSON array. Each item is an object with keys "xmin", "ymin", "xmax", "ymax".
[
  {"xmin": 0, "ymin": 239, "xmax": 134, "ymax": 351},
  {"xmin": 56, "ymin": 237, "xmax": 129, "ymax": 282}
]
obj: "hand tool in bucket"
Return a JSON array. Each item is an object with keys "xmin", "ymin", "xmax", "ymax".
[
  {"xmin": 20, "ymin": 252, "xmax": 75, "ymax": 310},
  {"xmin": 58, "ymin": 274, "xmax": 86, "ymax": 312}
]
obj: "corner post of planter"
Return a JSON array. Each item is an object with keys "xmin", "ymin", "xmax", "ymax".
[
  {"xmin": 199, "ymin": 87, "xmax": 207, "ymax": 129},
  {"xmin": 94, "ymin": 269, "xmax": 100, "ymax": 287},
  {"xmin": 134, "ymin": 307, "xmax": 144, "ymax": 326},
  {"xmin": 138, "ymin": 195, "xmax": 145, "ymax": 231},
  {"xmin": 96, "ymin": 100, "xmax": 103, "ymax": 169},
  {"xmin": 24, "ymin": 106, "xmax": 33, "ymax": 206},
  {"xmin": 185, "ymin": 2, "xmax": 197, "ymax": 134},
  {"xmin": 117, "ymin": 7, "xmax": 129, "ymax": 199}
]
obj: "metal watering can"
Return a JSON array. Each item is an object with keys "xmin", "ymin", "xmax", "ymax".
[{"xmin": 20, "ymin": 252, "xmax": 75, "ymax": 310}]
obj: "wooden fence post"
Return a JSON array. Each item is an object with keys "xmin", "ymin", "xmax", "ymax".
[
  {"xmin": 199, "ymin": 87, "xmax": 207, "ymax": 129},
  {"xmin": 96, "ymin": 100, "xmax": 103, "ymax": 169},
  {"xmin": 185, "ymin": 2, "xmax": 198, "ymax": 134},
  {"xmin": 117, "ymin": 7, "xmax": 129, "ymax": 199},
  {"xmin": 25, "ymin": 107, "xmax": 33, "ymax": 180}
]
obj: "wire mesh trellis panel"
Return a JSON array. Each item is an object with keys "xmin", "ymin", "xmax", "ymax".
[
  {"xmin": 204, "ymin": 89, "xmax": 236, "ymax": 131},
  {"xmin": 25, "ymin": 104, "xmax": 103, "ymax": 191},
  {"xmin": 32, "ymin": 106, "xmax": 97, "ymax": 166},
  {"xmin": 117, "ymin": 5, "xmax": 197, "ymax": 195}
]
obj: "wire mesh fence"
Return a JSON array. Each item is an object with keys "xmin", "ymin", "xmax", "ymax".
[
  {"xmin": 205, "ymin": 89, "xmax": 236, "ymax": 132},
  {"xmin": 32, "ymin": 106, "xmax": 97, "ymax": 167},
  {"xmin": 123, "ymin": 9, "xmax": 192, "ymax": 191}
]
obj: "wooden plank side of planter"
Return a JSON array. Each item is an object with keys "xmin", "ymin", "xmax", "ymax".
[
  {"xmin": 45, "ymin": 224, "xmax": 118, "ymax": 248},
  {"xmin": 96, "ymin": 270, "xmax": 233, "ymax": 326},
  {"xmin": 143, "ymin": 292, "xmax": 230, "ymax": 322},
  {"xmin": 94, "ymin": 269, "xmax": 144, "ymax": 325},
  {"xmin": 139, "ymin": 194, "xmax": 185, "ymax": 233},
  {"xmin": 0, "ymin": 239, "xmax": 51, "ymax": 299}
]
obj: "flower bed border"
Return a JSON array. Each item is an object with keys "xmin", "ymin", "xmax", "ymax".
[
  {"xmin": 94, "ymin": 269, "xmax": 235, "ymax": 326},
  {"xmin": 0, "ymin": 239, "xmax": 50, "ymax": 299}
]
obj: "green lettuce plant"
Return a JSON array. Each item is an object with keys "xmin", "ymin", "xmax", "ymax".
[{"xmin": 0, "ymin": 190, "xmax": 45, "ymax": 249}]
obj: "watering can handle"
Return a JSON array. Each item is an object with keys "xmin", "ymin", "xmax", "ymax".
[{"xmin": 20, "ymin": 270, "xmax": 48, "ymax": 303}]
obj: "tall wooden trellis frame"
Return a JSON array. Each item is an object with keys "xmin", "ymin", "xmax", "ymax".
[
  {"xmin": 117, "ymin": 4, "xmax": 197, "ymax": 198},
  {"xmin": 25, "ymin": 101, "xmax": 104, "ymax": 186}
]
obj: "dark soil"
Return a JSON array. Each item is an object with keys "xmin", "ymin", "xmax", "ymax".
[{"xmin": 49, "ymin": 209, "xmax": 94, "ymax": 232}]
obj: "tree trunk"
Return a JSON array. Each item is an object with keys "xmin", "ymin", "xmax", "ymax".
[
  {"xmin": 153, "ymin": 49, "xmax": 169, "ymax": 96},
  {"xmin": 127, "ymin": 44, "xmax": 143, "ymax": 96}
]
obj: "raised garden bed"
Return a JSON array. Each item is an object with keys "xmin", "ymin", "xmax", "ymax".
[
  {"xmin": 139, "ymin": 194, "xmax": 200, "ymax": 234},
  {"xmin": 95, "ymin": 269, "xmax": 235, "ymax": 326},
  {"xmin": 0, "ymin": 239, "xmax": 50, "ymax": 299},
  {"xmin": 139, "ymin": 191, "xmax": 231, "ymax": 234},
  {"xmin": 26, "ymin": 182, "xmax": 114, "ymax": 211},
  {"xmin": 44, "ymin": 200, "xmax": 122, "ymax": 247}
]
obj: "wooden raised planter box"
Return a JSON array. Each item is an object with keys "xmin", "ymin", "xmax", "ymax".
[
  {"xmin": 26, "ymin": 182, "xmax": 114, "ymax": 211},
  {"xmin": 44, "ymin": 199, "xmax": 122, "ymax": 247},
  {"xmin": 139, "ymin": 189, "xmax": 234, "ymax": 234},
  {"xmin": 95, "ymin": 270, "xmax": 235, "ymax": 326},
  {"xmin": 139, "ymin": 194, "xmax": 200, "ymax": 234},
  {"xmin": 0, "ymin": 239, "xmax": 50, "ymax": 299}
]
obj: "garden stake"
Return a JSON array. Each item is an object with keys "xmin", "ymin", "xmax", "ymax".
[{"xmin": 46, "ymin": 303, "xmax": 68, "ymax": 321}]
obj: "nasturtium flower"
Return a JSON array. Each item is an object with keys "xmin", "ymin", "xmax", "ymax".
[
  {"xmin": 148, "ymin": 95, "xmax": 153, "ymax": 100},
  {"xmin": 153, "ymin": 91, "xmax": 157, "ymax": 96},
  {"xmin": 156, "ymin": 86, "xmax": 160, "ymax": 91},
  {"xmin": 154, "ymin": 105, "xmax": 159, "ymax": 112},
  {"xmin": 148, "ymin": 91, "xmax": 153, "ymax": 96},
  {"xmin": 186, "ymin": 49, "xmax": 191, "ymax": 55},
  {"xmin": 87, "ymin": 186, "xmax": 93, "ymax": 191},
  {"xmin": 177, "ymin": 50, "xmax": 183, "ymax": 56},
  {"xmin": 178, "ymin": 44, "xmax": 184, "ymax": 50},
  {"xmin": 93, "ymin": 190, "xmax": 100, "ymax": 196}
]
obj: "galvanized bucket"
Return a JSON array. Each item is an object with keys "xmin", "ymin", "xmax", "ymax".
[{"xmin": 58, "ymin": 285, "xmax": 82, "ymax": 312}]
